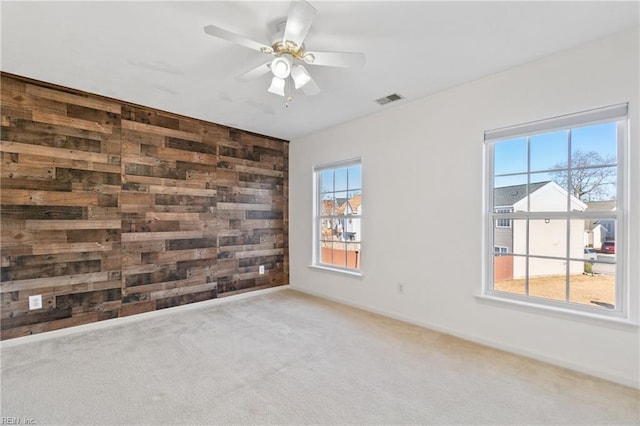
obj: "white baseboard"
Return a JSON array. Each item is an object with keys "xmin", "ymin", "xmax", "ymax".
[{"xmin": 290, "ymin": 285, "xmax": 640, "ymax": 389}]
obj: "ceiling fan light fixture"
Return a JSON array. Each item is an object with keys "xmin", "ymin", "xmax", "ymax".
[
  {"xmin": 271, "ymin": 56, "xmax": 292, "ymax": 79},
  {"xmin": 291, "ymin": 65, "xmax": 311, "ymax": 89},
  {"xmin": 267, "ymin": 76, "xmax": 286, "ymax": 96}
]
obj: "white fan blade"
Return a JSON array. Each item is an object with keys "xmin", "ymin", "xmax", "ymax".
[
  {"xmin": 283, "ymin": 0, "xmax": 317, "ymax": 47},
  {"xmin": 302, "ymin": 77, "xmax": 320, "ymax": 96},
  {"xmin": 304, "ymin": 51, "xmax": 365, "ymax": 68},
  {"xmin": 237, "ymin": 61, "xmax": 272, "ymax": 81},
  {"xmin": 204, "ymin": 25, "xmax": 272, "ymax": 54}
]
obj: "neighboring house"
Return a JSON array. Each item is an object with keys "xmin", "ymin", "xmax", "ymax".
[
  {"xmin": 321, "ymin": 200, "xmax": 337, "ymax": 239},
  {"xmin": 585, "ymin": 200, "xmax": 616, "ymax": 246},
  {"xmin": 494, "ymin": 181, "xmax": 587, "ymax": 278},
  {"xmin": 584, "ymin": 223, "xmax": 606, "ymax": 250},
  {"xmin": 336, "ymin": 194, "xmax": 362, "ymax": 241}
]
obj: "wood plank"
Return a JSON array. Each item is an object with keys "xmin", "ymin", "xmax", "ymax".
[
  {"xmin": 148, "ymin": 281, "xmax": 217, "ymax": 301},
  {"xmin": 156, "ymin": 146, "xmax": 217, "ymax": 165},
  {"xmin": 1, "ymin": 163, "xmax": 55, "ymax": 180},
  {"xmin": 0, "ymin": 141, "xmax": 117, "ymax": 164},
  {"xmin": 15, "ymin": 153, "xmax": 121, "ymax": 174},
  {"xmin": 121, "ymin": 120, "xmax": 202, "ymax": 142},
  {"xmin": 121, "ymin": 240, "xmax": 166, "ymax": 253},
  {"xmin": 145, "ymin": 185, "xmax": 216, "ymax": 197},
  {"xmin": 1, "ymin": 271, "xmax": 114, "ymax": 293},
  {"xmin": 154, "ymin": 247, "xmax": 218, "ymax": 264},
  {"xmin": 25, "ymin": 220, "xmax": 121, "ymax": 230},
  {"xmin": 221, "ymin": 248, "xmax": 284, "ymax": 258},
  {"xmin": 217, "ymin": 202, "xmax": 272, "ymax": 211},
  {"xmin": 70, "ymin": 182, "xmax": 121, "ymax": 194},
  {"xmin": 144, "ymin": 212, "xmax": 200, "ymax": 221},
  {"xmin": 121, "ymin": 154, "xmax": 169, "ymax": 167},
  {"xmin": 25, "ymin": 84, "xmax": 121, "ymax": 114},
  {"xmin": 32, "ymin": 242, "xmax": 113, "ymax": 255},
  {"xmin": 87, "ymin": 207, "xmax": 120, "ymax": 220},
  {"xmin": 120, "ymin": 300, "xmax": 156, "ymax": 317},
  {"xmin": 124, "ymin": 277, "xmax": 207, "ymax": 296},
  {"xmin": 0, "ymin": 189, "xmax": 99, "ymax": 207},
  {"xmin": 1, "ymin": 230, "xmax": 67, "ymax": 246},
  {"xmin": 122, "ymin": 263, "xmax": 171, "ymax": 276},
  {"xmin": 121, "ymin": 230, "xmax": 203, "ymax": 242},
  {"xmin": 31, "ymin": 110, "xmax": 112, "ymax": 134}
]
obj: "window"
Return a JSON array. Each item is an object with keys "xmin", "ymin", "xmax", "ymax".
[
  {"xmin": 314, "ymin": 159, "xmax": 362, "ymax": 272},
  {"xmin": 485, "ymin": 104, "xmax": 627, "ymax": 317},
  {"xmin": 495, "ymin": 208, "xmax": 512, "ymax": 227}
]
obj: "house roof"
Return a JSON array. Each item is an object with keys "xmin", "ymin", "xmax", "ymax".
[
  {"xmin": 321, "ymin": 200, "xmax": 336, "ymax": 215},
  {"xmin": 494, "ymin": 181, "xmax": 549, "ymax": 207},
  {"xmin": 585, "ymin": 200, "xmax": 616, "ymax": 211},
  {"xmin": 337, "ymin": 194, "xmax": 362, "ymax": 215}
]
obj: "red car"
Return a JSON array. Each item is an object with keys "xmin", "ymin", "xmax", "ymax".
[{"xmin": 600, "ymin": 241, "xmax": 615, "ymax": 254}]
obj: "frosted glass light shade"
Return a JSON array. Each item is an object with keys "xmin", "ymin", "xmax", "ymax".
[
  {"xmin": 271, "ymin": 56, "xmax": 292, "ymax": 79},
  {"xmin": 291, "ymin": 65, "xmax": 311, "ymax": 89},
  {"xmin": 267, "ymin": 76, "xmax": 285, "ymax": 96}
]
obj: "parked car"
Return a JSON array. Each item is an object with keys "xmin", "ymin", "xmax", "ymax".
[
  {"xmin": 600, "ymin": 241, "xmax": 615, "ymax": 254},
  {"xmin": 584, "ymin": 247, "xmax": 597, "ymax": 261}
]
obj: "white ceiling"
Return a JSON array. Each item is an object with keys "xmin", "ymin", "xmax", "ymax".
[{"xmin": 1, "ymin": 1, "xmax": 638, "ymax": 141}]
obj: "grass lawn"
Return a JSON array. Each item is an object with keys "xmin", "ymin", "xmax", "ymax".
[{"xmin": 495, "ymin": 273, "xmax": 615, "ymax": 308}]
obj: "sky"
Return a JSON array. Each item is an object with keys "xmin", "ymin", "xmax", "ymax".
[
  {"xmin": 493, "ymin": 122, "xmax": 617, "ymax": 194},
  {"xmin": 320, "ymin": 165, "xmax": 362, "ymax": 200}
]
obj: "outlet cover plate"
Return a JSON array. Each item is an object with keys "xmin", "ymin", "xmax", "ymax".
[
  {"xmin": 259, "ymin": 265, "xmax": 265, "ymax": 275},
  {"xmin": 29, "ymin": 295, "xmax": 43, "ymax": 310}
]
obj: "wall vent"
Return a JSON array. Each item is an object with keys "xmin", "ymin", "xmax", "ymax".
[{"xmin": 375, "ymin": 93, "xmax": 404, "ymax": 105}]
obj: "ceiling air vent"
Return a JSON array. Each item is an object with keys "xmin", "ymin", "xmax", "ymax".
[{"xmin": 375, "ymin": 93, "xmax": 404, "ymax": 105}]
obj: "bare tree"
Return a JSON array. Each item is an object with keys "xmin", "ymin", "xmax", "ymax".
[{"xmin": 551, "ymin": 150, "xmax": 616, "ymax": 201}]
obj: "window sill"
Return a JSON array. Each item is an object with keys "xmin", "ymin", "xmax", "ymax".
[
  {"xmin": 475, "ymin": 294, "xmax": 639, "ymax": 331},
  {"xmin": 308, "ymin": 264, "xmax": 364, "ymax": 278}
]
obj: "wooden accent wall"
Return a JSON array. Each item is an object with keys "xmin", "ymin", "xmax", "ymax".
[{"xmin": 0, "ymin": 73, "xmax": 289, "ymax": 339}]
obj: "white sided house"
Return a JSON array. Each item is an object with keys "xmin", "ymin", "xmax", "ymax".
[
  {"xmin": 494, "ymin": 181, "xmax": 587, "ymax": 279},
  {"xmin": 336, "ymin": 194, "xmax": 362, "ymax": 242}
]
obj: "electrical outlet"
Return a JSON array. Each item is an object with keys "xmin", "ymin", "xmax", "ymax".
[
  {"xmin": 29, "ymin": 294, "xmax": 43, "ymax": 310},
  {"xmin": 259, "ymin": 265, "xmax": 265, "ymax": 275},
  {"xmin": 397, "ymin": 282, "xmax": 405, "ymax": 294}
]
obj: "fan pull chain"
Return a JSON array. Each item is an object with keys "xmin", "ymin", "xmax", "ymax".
[{"xmin": 285, "ymin": 76, "xmax": 292, "ymax": 108}]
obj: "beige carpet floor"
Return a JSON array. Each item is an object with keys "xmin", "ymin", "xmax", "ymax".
[{"xmin": 1, "ymin": 288, "xmax": 638, "ymax": 425}]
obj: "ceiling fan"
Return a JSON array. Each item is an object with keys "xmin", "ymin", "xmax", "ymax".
[{"xmin": 204, "ymin": 0, "xmax": 365, "ymax": 106}]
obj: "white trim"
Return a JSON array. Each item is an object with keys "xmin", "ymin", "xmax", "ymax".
[
  {"xmin": 290, "ymin": 286, "xmax": 639, "ymax": 389},
  {"xmin": 0, "ymin": 286, "xmax": 289, "ymax": 349},
  {"xmin": 313, "ymin": 157, "xmax": 361, "ymax": 172},
  {"xmin": 485, "ymin": 103, "xmax": 628, "ymax": 142},
  {"xmin": 308, "ymin": 264, "xmax": 364, "ymax": 278}
]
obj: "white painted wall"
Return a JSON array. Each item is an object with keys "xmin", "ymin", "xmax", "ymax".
[{"xmin": 289, "ymin": 28, "xmax": 640, "ymax": 388}]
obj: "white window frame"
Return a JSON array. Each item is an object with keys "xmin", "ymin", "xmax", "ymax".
[
  {"xmin": 484, "ymin": 104, "xmax": 628, "ymax": 319},
  {"xmin": 312, "ymin": 158, "xmax": 362, "ymax": 275}
]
